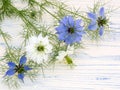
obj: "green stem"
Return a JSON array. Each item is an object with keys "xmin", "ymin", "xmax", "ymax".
[
  {"xmin": 33, "ymin": 0, "xmax": 60, "ymax": 20},
  {"xmin": 9, "ymin": 4, "xmax": 54, "ymax": 43},
  {"xmin": 0, "ymin": 29, "xmax": 15, "ymax": 60},
  {"xmin": 45, "ymin": 0, "xmax": 89, "ymax": 20},
  {"xmin": 19, "ymin": 11, "xmax": 39, "ymax": 33}
]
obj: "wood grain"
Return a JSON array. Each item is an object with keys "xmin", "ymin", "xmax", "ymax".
[{"xmin": 0, "ymin": 0, "xmax": 120, "ymax": 90}]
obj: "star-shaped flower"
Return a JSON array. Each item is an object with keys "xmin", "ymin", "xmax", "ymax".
[
  {"xmin": 56, "ymin": 16, "xmax": 85, "ymax": 45},
  {"xmin": 88, "ymin": 7, "xmax": 108, "ymax": 36},
  {"xmin": 4, "ymin": 55, "xmax": 32, "ymax": 82}
]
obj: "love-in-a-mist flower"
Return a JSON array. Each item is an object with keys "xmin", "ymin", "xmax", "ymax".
[
  {"xmin": 56, "ymin": 45, "xmax": 74, "ymax": 64},
  {"xmin": 88, "ymin": 7, "xmax": 108, "ymax": 36},
  {"xmin": 56, "ymin": 16, "xmax": 84, "ymax": 45},
  {"xmin": 4, "ymin": 55, "xmax": 32, "ymax": 82},
  {"xmin": 26, "ymin": 34, "xmax": 53, "ymax": 63}
]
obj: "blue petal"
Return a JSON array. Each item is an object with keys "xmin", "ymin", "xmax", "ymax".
[
  {"xmin": 68, "ymin": 16, "xmax": 74, "ymax": 27},
  {"xmin": 5, "ymin": 69, "xmax": 15, "ymax": 76},
  {"xmin": 99, "ymin": 26, "xmax": 104, "ymax": 36},
  {"xmin": 99, "ymin": 7, "xmax": 105, "ymax": 17},
  {"xmin": 18, "ymin": 73, "xmax": 24, "ymax": 82},
  {"xmin": 88, "ymin": 13, "xmax": 97, "ymax": 20},
  {"xmin": 76, "ymin": 19, "xmax": 82, "ymax": 25},
  {"xmin": 64, "ymin": 32, "xmax": 84, "ymax": 44},
  {"xmin": 65, "ymin": 35, "xmax": 74, "ymax": 45},
  {"xmin": 19, "ymin": 55, "xmax": 27, "ymax": 65},
  {"xmin": 58, "ymin": 32, "xmax": 68, "ymax": 41},
  {"xmin": 75, "ymin": 19, "xmax": 82, "ymax": 28},
  {"xmin": 24, "ymin": 65, "xmax": 32, "ymax": 71},
  {"xmin": 71, "ymin": 34, "xmax": 79, "ymax": 43},
  {"xmin": 56, "ymin": 24, "xmax": 67, "ymax": 33},
  {"xmin": 88, "ymin": 21, "xmax": 98, "ymax": 30},
  {"xmin": 7, "ymin": 62, "xmax": 16, "ymax": 69},
  {"xmin": 74, "ymin": 32, "xmax": 83, "ymax": 42},
  {"xmin": 76, "ymin": 26, "xmax": 84, "ymax": 31},
  {"xmin": 74, "ymin": 35, "xmax": 82, "ymax": 42},
  {"xmin": 75, "ymin": 31, "xmax": 85, "ymax": 36},
  {"xmin": 60, "ymin": 16, "xmax": 69, "ymax": 26}
]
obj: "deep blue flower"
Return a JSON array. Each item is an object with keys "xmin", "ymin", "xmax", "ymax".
[
  {"xmin": 56, "ymin": 16, "xmax": 84, "ymax": 45},
  {"xmin": 4, "ymin": 55, "xmax": 32, "ymax": 82},
  {"xmin": 88, "ymin": 7, "xmax": 108, "ymax": 36}
]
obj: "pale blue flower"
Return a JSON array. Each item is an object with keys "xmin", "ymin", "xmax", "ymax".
[
  {"xmin": 56, "ymin": 16, "xmax": 84, "ymax": 45},
  {"xmin": 88, "ymin": 7, "xmax": 108, "ymax": 36}
]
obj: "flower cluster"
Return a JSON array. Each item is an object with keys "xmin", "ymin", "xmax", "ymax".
[
  {"xmin": 88, "ymin": 7, "xmax": 108, "ymax": 36},
  {"xmin": 0, "ymin": 0, "xmax": 111, "ymax": 89}
]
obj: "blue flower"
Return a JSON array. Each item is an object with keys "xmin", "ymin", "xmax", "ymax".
[
  {"xmin": 88, "ymin": 7, "xmax": 108, "ymax": 36},
  {"xmin": 4, "ymin": 55, "xmax": 32, "ymax": 82},
  {"xmin": 56, "ymin": 16, "xmax": 84, "ymax": 45}
]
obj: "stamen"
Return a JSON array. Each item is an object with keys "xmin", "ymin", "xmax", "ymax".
[
  {"xmin": 97, "ymin": 17, "xmax": 107, "ymax": 27},
  {"xmin": 68, "ymin": 27, "xmax": 74, "ymax": 34},
  {"xmin": 15, "ymin": 65, "xmax": 25, "ymax": 73},
  {"xmin": 37, "ymin": 45, "xmax": 44, "ymax": 51}
]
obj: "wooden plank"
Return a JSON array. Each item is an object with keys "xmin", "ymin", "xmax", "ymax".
[{"xmin": 0, "ymin": 0, "xmax": 120, "ymax": 90}]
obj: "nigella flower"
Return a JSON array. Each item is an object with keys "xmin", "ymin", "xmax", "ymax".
[
  {"xmin": 88, "ymin": 7, "xmax": 108, "ymax": 36},
  {"xmin": 56, "ymin": 16, "xmax": 84, "ymax": 45},
  {"xmin": 56, "ymin": 45, "xmax": 74, "ymax": 64},
  {"xmin": 26, "ymin": 34, "xmax": 53, "ymax": 63},
  {"xmin": 4, "ymin": 55, "xmax": 32, "ymax": 82}
]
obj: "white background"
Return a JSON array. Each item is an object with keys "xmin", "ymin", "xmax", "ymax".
[{"xmin": 0, "ymin": 0, "xmax": 120, "ymax": 90}]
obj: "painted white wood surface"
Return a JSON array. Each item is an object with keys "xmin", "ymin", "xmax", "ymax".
[{"xmin": 0, "ymin": 0, "xmax": 120, "ymax": 90}]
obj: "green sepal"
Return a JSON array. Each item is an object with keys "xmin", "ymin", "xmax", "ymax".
[{"xmin": 65, "ymin": 55, "xmax": 73, "ymax": 65}]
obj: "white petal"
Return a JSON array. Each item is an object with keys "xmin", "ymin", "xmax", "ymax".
[
  {"xmin": 25, "ymin": 34, "xmax": 53, "ymax": 64},
  {"xmin": 67, "ymin": 45, "xmax": 74, "ymax": 54},
  {"xmin": 56, "ymin": 51, "xmax": 67, "ymax": 61},
  {"xmin": 28, "ymin": 36, "xmax": 38, "ymax": 44}
]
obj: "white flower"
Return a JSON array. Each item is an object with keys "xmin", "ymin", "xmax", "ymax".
[
  {"xmin": 56, "ymin": 45, "xmax": 74, "ymax": 61},
  {"xmin": 56, "ymin": 51, "xmax": 67, "ymax": 61},
  {"xmin": 26, "ymin": 34, "xmax": 53, "ymax": 63}
]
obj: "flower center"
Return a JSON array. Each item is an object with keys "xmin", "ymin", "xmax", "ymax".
[
  {"xmin": 37, "ymin": 45, "xmax": 44, "ymax": 52},
  {"xmin": 97, "ymin": 17, "xmax": 107, "ymax": 27},
  {"xmin": 68, "ymin": 27, "xmax": 74, "ymax": 34},
  {"xmin": 15, "ymin": 65, "xmax": 25, "ymax": 73},
  {"xmin": 30, "ymin": 11, "xmax": 36, "ymax": 17}
]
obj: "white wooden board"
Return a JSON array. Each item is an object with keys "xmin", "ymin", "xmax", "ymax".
[{"xmin": 0, "ymin": 0, "xmax": 120, "ymax": 90}]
